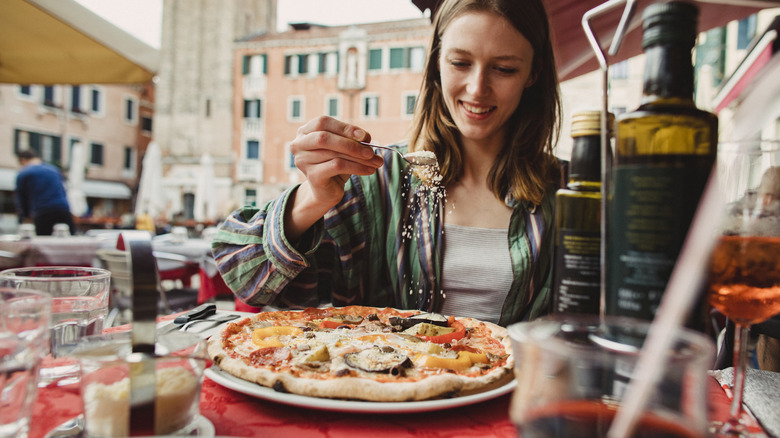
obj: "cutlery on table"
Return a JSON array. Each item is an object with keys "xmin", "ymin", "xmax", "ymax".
[{"xmin": 158, "ymin": 303, "xmax": 216, "ymax": 335}]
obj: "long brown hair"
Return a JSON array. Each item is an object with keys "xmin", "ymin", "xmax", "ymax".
[{"xmin": 408, "ymin": 0, "xmax": 561, "ymax": 205}]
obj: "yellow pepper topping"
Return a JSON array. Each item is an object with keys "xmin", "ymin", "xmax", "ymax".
[
  {"xmin": 415, "ymin": 351, "xmax": 488, "ymax": 371},
  {"xmin": 251, "ymin": 326, "xmax": 303, "ymax": 348}
]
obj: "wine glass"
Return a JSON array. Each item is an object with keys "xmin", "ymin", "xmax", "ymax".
[{"xmin": 708, "ymin": 140, "xmax": 780, "ymax": 436}]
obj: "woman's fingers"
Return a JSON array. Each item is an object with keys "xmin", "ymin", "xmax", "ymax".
[
  {"xmin": 294, "ymin": 116, "xmax": 378, "ymax": 161},
  {"xmin": 291, "ymin": 117, "xmax": 384, "ymax": 173}
]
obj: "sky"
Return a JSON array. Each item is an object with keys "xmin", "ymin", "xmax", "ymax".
[{"xmin": 74, "ymin": 0, "xmax": 427, "ymax": 49}]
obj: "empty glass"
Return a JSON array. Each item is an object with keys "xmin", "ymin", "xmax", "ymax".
[
  {"xmin": 0, "ymin": 288, "xmax": 51, "ymax": 438},
  {"xmin": 0, "ymin": 267, "xmax": 110, "ymax": 387}
]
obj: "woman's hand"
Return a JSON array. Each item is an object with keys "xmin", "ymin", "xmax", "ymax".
[{"xmin": 285, "ymin": 116, "xmax": 384, "ymax": 240}]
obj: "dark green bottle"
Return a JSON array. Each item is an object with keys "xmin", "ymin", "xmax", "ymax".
[
  {"xmin": 606, "ymin": 1, "xmax": 717, "ymax": 324},
  {"xmin": 553, "ymin": 110, "xmax": 613, "ymax": 316}
]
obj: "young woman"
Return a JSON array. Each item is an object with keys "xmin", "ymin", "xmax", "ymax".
[{"xmin": 212, "ymin": 0, "xmax": 562, "ymax": 326}]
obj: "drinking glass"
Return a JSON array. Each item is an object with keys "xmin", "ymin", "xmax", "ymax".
[
  {"xmin": 508, "ymin": 316, "xmax": 715, "ymax": 438},
  {"xmin": 708, "ymin": 141, "xmax": 780, "ymax": 436},
  {"xmin": 0, "ymin": 267, "xmax": 110, "ymax": 387},
  {"xmin": 0, "ymin": 288, "xmax": 51, "ymax": 438}
]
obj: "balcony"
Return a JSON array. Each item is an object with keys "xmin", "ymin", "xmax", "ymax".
[
  {"xmin": 243, "ymin": 76, "xmax": 266, "ymax": 95},
  {"xmin": 237, "ymin": 159, "xmax": 263, "ymax": 182},
  {"xmin": 243, "ymin": 119, "xmax": 263, "ymax": 137}
]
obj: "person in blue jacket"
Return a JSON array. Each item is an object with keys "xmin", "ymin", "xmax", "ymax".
[{"xmin": 15, "ymin": 149, "xmax": 76, "ymax": 236}]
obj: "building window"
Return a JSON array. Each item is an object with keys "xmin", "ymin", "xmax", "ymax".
[
  {"xmin": 389, "ymin": 47, "xmax": 425, "ymax": 70},
  {"xmin": 611, "ymin": 60, "xmax": 628, "ymax": 79},
  {"xmin": 90, "ymin": 87, "xmax": 103, "ymax": 114},
  {"xmin": 246, "ymin": 140, "xmax": 260, "ymax": 159},
  {"xmin": 243, "ymin": 99, "xmax": 262, "ymax": 119},
  {"xmin": 123, "ymin": 146, "xmax": 133, "ymax": 170},
  {"xmin": 389, "ymin": 48, "xmax": 405, "ymax": 69},
  {"xmin": 326, "ymin": 96, "xmax": 339, "ymax": 117},
  {"xmin": 19, "ymin": 85, "xmax": 32, "ymax": 97},
  {"xmin": 243, "ymin": 54, "xmax": 267, "ymax": 75},
  {"xmin": 362, "ymin": 95, "xmax": 379, "ymax": 118},
  {"xmin": 14, "ymin": 129, "xmax": 62, "ymax": 165},
  {"xmin": 284, "ymin": 55, "xmax": 293, "ymax": 75},
  {"xmin": 124, "ymin": 97, "xmax": 137, "ymax": 123},
  {"xmin": 368, "ymin": 49, "xmax": 382, "ymax": 70},
  {"xmin": 403, "ymin": 93, "xmax": 417, "ymax": 118},
  {"xmin": 141, "ymin": 116, "xmax": 153, "ymax": 133},
  {"xmin": 71, "ymin": 86, "xmax": 83, "ymax": 113},
  {"xmin": 43, "ymin": 86, "xmax": 56, "ymax": 107},
  {"xmin": 289, "ymin": 97, "xmax": 304, "ymax": 121},
  {"xmin": 297, "ymin": 54, "xmax": 309, "ymax": 74},
  {"xmin": 90, "ymin": 143, "xmax": 104, "ymax": 166},
  {"xmin": 245, "ymin": 189, "xmax": 257, "ymax": 206},
  {"xmin": 318, "ymin": 53, "xmax": 328, "ymax": 73}
]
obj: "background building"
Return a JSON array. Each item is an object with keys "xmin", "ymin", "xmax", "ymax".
[
  {"xmin": 233, "ymin": 18, "xmax": 431, "ymax": 206},
  {"xmin": 0, "ymin": 81, "xmax": 152, "ymax": 233},
  {"xmin": 153, "ymin": 0, "xmax": 277, "ymax": 223},
  {"xmin": 1, "ymin": 1, "xmax": 776, "ymax": 236}
]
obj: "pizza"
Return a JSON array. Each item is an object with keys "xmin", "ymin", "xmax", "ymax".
[{"xmin": 207, "ymin": 305, "xmax": 513, "ymax": 402}]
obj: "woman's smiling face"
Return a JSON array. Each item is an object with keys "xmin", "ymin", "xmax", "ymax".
[{"xmin": 438, "ymin": 11, "xmax": 535, "ymax": 148}]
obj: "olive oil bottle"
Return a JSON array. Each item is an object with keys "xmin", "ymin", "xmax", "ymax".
[
  {"xmin": 553, "ymin": 110, "xmax": 613, "ymax": 315},
  {"xmin": 606, "ymin": 1, "xmax": 717, "ymax": 323}
]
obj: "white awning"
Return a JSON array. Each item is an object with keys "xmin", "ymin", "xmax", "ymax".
[
  {"xmin": 82, "ymin": 180, "xmax": 132, "ymax": 199},
  {"xmin": 0, "ymin": 168, "xmax": 131, "ymax": 200}
]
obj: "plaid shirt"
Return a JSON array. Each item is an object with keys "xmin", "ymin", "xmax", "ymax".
[{"xmin": 212, "ymin": 147, "xmax": 555, "ymax": 326}]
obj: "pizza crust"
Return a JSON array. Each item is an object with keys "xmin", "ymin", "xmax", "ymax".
[{"xmin": 207, "ymin": 308, "xmax": 514, "ymax": 402}]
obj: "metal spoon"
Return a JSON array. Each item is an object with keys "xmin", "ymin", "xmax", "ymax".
[{"xmin": 360, "ymin": 141, "xmax": 437, "ymax": 166}]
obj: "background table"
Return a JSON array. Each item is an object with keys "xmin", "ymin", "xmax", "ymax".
[{"xmin": 0, "ymin": 235, "xmax": 103, "ymax": 268}]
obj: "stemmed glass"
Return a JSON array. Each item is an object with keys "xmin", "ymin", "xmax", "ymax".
[{"xmin": 708, "ymin": 140, "xmax": 780, "ymax": 436}]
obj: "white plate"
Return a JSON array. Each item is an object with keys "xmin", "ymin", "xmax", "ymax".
[{"xmin": 205, "ymin": 364, "xmax": 516, "ymax": 414}]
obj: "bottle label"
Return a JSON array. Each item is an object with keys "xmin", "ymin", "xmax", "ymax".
[
  {"xmin": 606, "ymin": 162, "xmax": 706, "ymax": 319},
  {"xmin": 553, "ymin": 229, "xmax": 601, "ymax": 315}
]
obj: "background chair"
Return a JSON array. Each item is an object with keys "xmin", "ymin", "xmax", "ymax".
[{"xmin": 96, "ymin": 247, "xmax": 199, "ymax": 327}]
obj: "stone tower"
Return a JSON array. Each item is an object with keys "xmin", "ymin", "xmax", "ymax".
[{"xmin": 154, "ymin": 0, "xmax": 276, "ymax": 221}]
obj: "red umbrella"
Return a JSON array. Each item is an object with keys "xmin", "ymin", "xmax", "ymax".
[{"xmin": 412, "ymin": 0, "xmax": 777, "ymax": 81}]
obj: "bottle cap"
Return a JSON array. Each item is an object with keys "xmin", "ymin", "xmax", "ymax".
[
  {"xmin": 641, "ymin": 1, "xmax": 699, "ymax": 49},
  {"xmin": 571, "ymin": 110, "xmax": 614, "ymax": 138},
  {"xmin": 569, "ymin": 110, "xmax": 614, "ymax": 183}
]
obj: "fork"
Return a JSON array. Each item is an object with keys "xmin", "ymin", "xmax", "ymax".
[
  {"xmin": 360, "ymin": 141, "xmax": 437, "ymax": 166},
  {"xmin": 179, "ymin": 313, "xmax": 240, "ymax": 332}
]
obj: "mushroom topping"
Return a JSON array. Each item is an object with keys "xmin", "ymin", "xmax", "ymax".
[
  {"xmin": 389, "ymin": 312, "xmax": 449, "ymax": 330},
  {"xmin": 344, "ymin": 347, "xmax": 412, "ymax": 375}
]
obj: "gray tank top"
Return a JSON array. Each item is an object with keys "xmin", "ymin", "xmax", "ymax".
[{"xmin": 440, "ymin": 223, "xmax": 513, "ymax": 324}]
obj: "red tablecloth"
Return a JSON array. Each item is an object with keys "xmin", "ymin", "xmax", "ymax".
[{"xmin": 29, "ymin": 374, "xmax": 762, "ymax": 438}]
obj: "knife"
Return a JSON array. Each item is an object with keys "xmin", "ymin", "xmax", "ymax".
[{"xmin": 158, "ymin": 303, "xmax": 217, "ymax": 335}]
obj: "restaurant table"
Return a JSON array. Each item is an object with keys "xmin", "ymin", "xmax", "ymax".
[
  {"xmin": 0, "ymin": 235, "xmax": 104, "ymax": 268},
  {"xmin": 28, "ymin": 372, "xmax": 766, "ymax": 438},
  {"xmin": 29, "ymin": 313, "xmax": 769, "ymax": 438}
]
